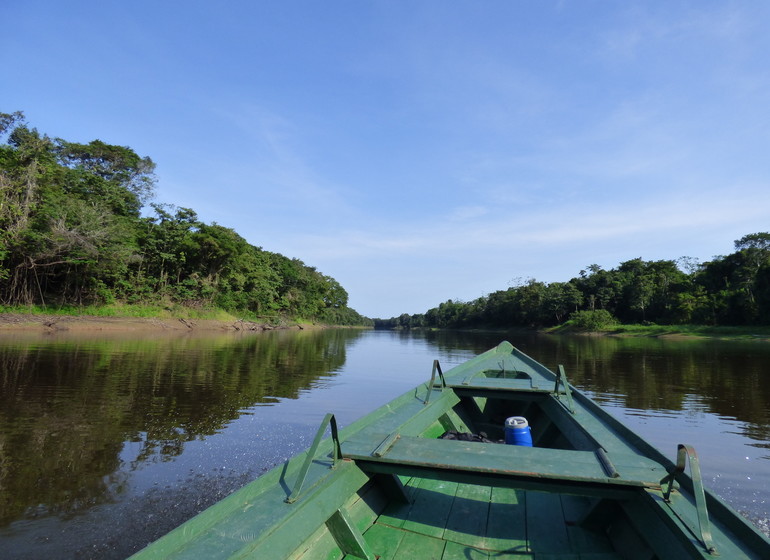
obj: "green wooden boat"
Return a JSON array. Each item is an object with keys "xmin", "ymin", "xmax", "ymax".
[{"xmin": 129, "ymin": 342, "xmax": 770, "ymax": 559}]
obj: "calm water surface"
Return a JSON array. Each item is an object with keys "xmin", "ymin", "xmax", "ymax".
[{"xmin": 0, "ymin": 328, "xmax": 768, "ymax": 558}]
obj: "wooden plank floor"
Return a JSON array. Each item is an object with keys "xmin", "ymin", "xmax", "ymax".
[{"xmin": 353, "ymin": 477, "xmax": 624, "ymax": 560}]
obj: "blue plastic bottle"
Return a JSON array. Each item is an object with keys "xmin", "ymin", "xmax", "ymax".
[{"xmin": 504, "ymin": 416, "xmax": 533, "ymax": 446}]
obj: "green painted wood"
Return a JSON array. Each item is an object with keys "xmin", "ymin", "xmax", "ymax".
[
  {"xmin": 396, "ymin": 390, "xmax": 462, "ymax": 436},
  {"xmin": 325, "ymin": 508, "xmax": 375, "ymax": 560},
  {"xmin": 402, "ymin": 477, "xmax": 458, "ymax": 538},
  {"xmin": 441, "ymin": 541, "xmax": 490, "ymax": 559},
  {"xmin": 421, "ymin": 421, "xmax": 447, "ymax": 439},
  {"xmin": 347, "ymin": 480, "xmax": 387, "ymax": 528},
  {"xmin": 291, "ymin": 477, "xmax": 392, "ymax": 560},
  {"xmin": 525, "ymin": 491, "xmax": 572, "ymax": 555},
  {"xmin": 443, "ymin": 483, "xmax": 491, "ymax": 549},
  {"xmin": 130, "ymin": 443, "xmax": 355, "ymax": 559},
  {"xmin": 285, "ymin": 526, "xmax": 341, "ymax": 560},
  {"xmin": 175, "ymin": 461, "xmax": 369, "ymax": 560},
  {"xmin": 441, "ymin": 344, "xmax": 668, "ymax": 471},
  {"xmin": 439, "ymin": 408, "xmax": 472, "ymax": 434},
  {"xmin": 537, "ymin": 398, "xmax": 599, "ymax": 451},
  {"xmin": 610, "ymin": 505, "xmax": 671, "ymax": 560},
  {"xmin": 237, "ymin": 466, "xmax": 368, "ymax": 555},
  {"xmin": 373, "ymin": 477, "xmax": 418, "ymax": 530},
  {"xmin": 371, "ymin": 431, "xmax": 401, "ymax": 458},
  {"xmin": 360, "ymin": 524, "xmax": 406, "ymax": 560},
  {"xmin": 325, "ymin": 386, "xmax": 460, "ymax": 452},
  {"xmin": 693, "ymin": 478, "xmax": 770, "ymax": 555},
  {"xmin": 484, "ymin": 486, "xmax": 528, "ymax": 554},
  {"xmin": 371, "ymin": 473, "xmax": 410, "ymax": 505},
  {"xmin": 453, "ymin": 378, "xmax": 544, "ymax": 392},
  {"xmin": 640, "ymin": 490, "xmax": 766, "ymax": 559},
  {"xmin": 355, "ymin": 460, "xmax": 643, "ymax": 502},
  {"xmin": 393, "ymin": 530, "xmax": 446, "ymax": 560},
  {"xmin": 480, "ymin": 551, "xmax": 533, "ymax": 560},
  {"xmin": 286, "ymin": 413, "xmax": 341, "ymax": 503},
  {"xmin": 320, "ymin": 547, "xmax": 344, "ymax": 560},
  {"xmin": 559, "ymin": 495, "xmax": 616, "ymax": 555},
  {"xmin": 344, "ymin": 433, "xmax": 663, "ymax": 488}
]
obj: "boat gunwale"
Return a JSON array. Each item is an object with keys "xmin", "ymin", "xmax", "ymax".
[{"xmin": 128, "ymin": 340, "xmax": 770, "ymax": 559}]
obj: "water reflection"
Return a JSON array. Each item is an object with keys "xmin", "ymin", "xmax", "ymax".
[
  {"xmin": 0, "ymin": 328, "xmax": 365, "ymax": 526},
  {"xmin": 541, "ymin": 335, "xmax": 770, "ymax": 445}
]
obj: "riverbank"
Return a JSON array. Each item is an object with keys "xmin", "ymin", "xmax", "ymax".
[
  {"xmin": 401, "ymin": 324, "xmax": 770, "ymax": 342},
  {"xmin": 545, "ymin": 322, "xmax": 770, "ymax": 341},
  {"xmin": 3, "ymin": 312, "xmax": 769, "ymax": 341},
  {"xmin": 0, "ymin": 312, "xmax": 314, "ymax": 334}
]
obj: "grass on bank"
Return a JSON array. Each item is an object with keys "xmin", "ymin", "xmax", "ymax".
[
  {"xmin": 541, "ymin": 309, "xmax": 770, "ymax": 340},
  {"xmin": 0, "ymin": 304, "xmax": 366, "ymax": 329},
  {"xmin": 547, "ymin": 321, "xmax": 770, "ymax": 340},
  {"xmin": 607, "ymin": 323, "xmax": 770, "ymax": 339},
  {"xmin": 0, "ymin": 304, "xmax": 284, "ymax": 324}
]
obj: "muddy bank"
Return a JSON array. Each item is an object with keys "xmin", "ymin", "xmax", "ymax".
[{"xmin": 0, "ymin": 313, "xmax": 309, "ymax": 334}]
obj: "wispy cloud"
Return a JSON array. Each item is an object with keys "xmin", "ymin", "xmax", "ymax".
[
  {"xmin": 600, "ymin": 3, "xmax": 753, "ymax": 59},
  {"xmin": 201, "ymin": 102, "xmax": 364, "ymax": 223},
  {"xmin": 285, "ymin": 173, "xmax": 769, "ymax": 261}
]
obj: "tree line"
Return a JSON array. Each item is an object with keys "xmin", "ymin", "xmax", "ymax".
[
  {"xmin": 375, "ymin": 233, "xmax": 770, "ymax": 330},
  {"xmin": 0, "ymin": 111, "xmax": 370, "ymax": 325}
]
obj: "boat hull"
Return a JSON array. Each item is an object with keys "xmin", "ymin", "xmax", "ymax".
[{"xmin": 129, "ymin": 342, "xmax": 770, "ymax": 559}]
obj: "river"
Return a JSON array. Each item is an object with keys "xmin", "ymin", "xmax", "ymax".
[{"xmin": 0, "ymin": 328, "xmax": 768, "ymax": 558}]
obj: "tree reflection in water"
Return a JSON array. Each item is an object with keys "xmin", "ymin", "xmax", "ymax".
[{"xmin": 0, "ymin": 328, "xmax": 359, "ymax": 526}]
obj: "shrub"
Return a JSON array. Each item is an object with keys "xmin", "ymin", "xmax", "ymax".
[{"xmin": 569, "ymin": 309, "xmax": 618, "ymax": 330}]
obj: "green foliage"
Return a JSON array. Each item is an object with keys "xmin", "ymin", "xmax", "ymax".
[
  {"xmin": 569, "ymin": 309, "xmax": 618, "ymax": 330},
  {"xmin": 0, "ymin": 111, "xmax": 369, "ymax": 326},
  {"xmin": 379, "ymin": 238, "xmax": 770, "ymax": 331},
  {"xmin": 56, "ymin": 139, "xmax": 156, "ymax": 212}
]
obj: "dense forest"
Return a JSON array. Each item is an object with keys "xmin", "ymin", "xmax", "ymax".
[
  {"xmin": 0, "ymin": 111, "xmax": 370, "ymax": 325},
  {"xmin": 376, "ymin": 234, "xmax": 770, "ymax": 330}
]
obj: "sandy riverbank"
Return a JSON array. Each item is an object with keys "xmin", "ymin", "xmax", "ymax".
[{"xmin": 0, "ymin": 313, "xmax": 307, "ymax": 334}]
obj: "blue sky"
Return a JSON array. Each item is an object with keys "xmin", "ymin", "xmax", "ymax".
[{"xmin": 4, "ymin": 1, "xmax": 770, "ymax": 318}]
